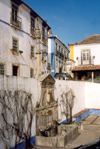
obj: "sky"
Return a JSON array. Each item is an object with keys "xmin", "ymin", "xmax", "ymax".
[{"xmin": 23, "ymin": 0, "xmax": 100, "ymax": 48}]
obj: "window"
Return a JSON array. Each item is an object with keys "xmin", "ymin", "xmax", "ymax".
[
  {"xmin": 31, "ymin": 46, "xmax": 34, "ymax": 57},
  {"xmin": 59, "ymin": 46, "xmax": 60, "ymax": 51},
  {"xmin": 55, "ymin": 43, "xmax": 57, "ymax": 50},
  {"xmin": 82, "ymin": 50, "xmax": 90, "ymax": 65},
  {"xmin": 12, "ymin": 4, "xmax": 18, "ymax": 22},
  {"xmin": 30, "ymin": 68, "xmax": 34, "ymax": 78},
  {"xmin": 13, "ymin": 65, "xmax": 19, "ymax": 76},
  {"xmin": 82, "ymin": 50, "xmax": 89, "ymax": 60},
  {"xmin": 12, "ymin": 38, "xmax": 18, "ymax": 53},
  {"xmin": 11, "ymin": 3, "xmax": 22, "ymax": 29},
  {"xmin": 0, "ymin": 63, "xmax": 4, "ymax": 75},
  {"xmin": 31, "ymin": 18, "xmax": 35, "ymax": 31},
  {"xmin": 42, "ymin": 26, "xmax": 45, "ymax": 38}
]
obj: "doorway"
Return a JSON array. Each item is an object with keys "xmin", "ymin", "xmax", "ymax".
[{"xmin": 13, "ymin": 65, "xmax": 19, "ymax": 76}]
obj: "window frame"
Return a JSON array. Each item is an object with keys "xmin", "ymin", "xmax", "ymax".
[
  {"xmin": 12, "ymin": 64, "xmax": 19, "ymax": 76},
  {"xmin": 12, "ymin": 37, "xmax": 19, "ymax": 53},
  {"xmin": 0, "ymin": 63, "xmax": 5, "ymax": 75},
  {"xmin": 30, "ymin": 45, "xmax": 35, "ymax": 58},
  {"xmin": 42, "ymin": 26, "xmax": 45, "ymax": 39},
  {"xmin": 31, "ymin": 17, "xmax": 35, "ymax": 31},
  {"xmin": 11, "ymin": 3, "xmax": 18, "ymax": 22},
  {"xmin": 10, "ymin": 2, "xmax": 22, "ymax": 30},
  {"xmin": 81, "ymin": 49, "xmax": 90, "ymax": 65}
]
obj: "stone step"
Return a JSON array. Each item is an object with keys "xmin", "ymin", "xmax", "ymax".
[{"xmin": 78, "ymin": 124, "xmax": 100, "ymax": 131}]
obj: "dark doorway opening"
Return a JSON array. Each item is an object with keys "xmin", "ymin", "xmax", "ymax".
[{"xmin": 13, "ymin": 66, "xmax": 18, "ymax": 76}]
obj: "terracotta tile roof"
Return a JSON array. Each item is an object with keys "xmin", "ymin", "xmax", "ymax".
[
  {"xmin": 72, "ymin": 65, "xmax": 100, "ymax": 71},
  {"xmin": 69, "ymin": 34, "xmax": 100, "ymax": 45}
]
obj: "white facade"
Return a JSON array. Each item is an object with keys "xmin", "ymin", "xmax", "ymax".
[
  {"xmin": 48, "ymin": 36, "xmax": 69, "ymax": 77},
  {"xmin": 0, "ymin": 0, "xmax": 50, "ymax": 78},
  {"xmin": 73, "ymin": 43, "xmax": 100, "ymax": 66}
]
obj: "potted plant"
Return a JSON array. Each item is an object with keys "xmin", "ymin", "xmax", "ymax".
[{"xmin": 81, "ymin": 76, "xmax": 86, "ymax": 81}]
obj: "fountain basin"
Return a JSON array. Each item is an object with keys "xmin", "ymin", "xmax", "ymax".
[{"xmin": 36, "ymin": 124, "xmax": 78, "ymax": 147}]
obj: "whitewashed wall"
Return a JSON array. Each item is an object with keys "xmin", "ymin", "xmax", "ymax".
[
  {"xmin": 85, "ymin": 82, "xmax": 100, "ymax": 109},
  {"xmin": 55, "ymin": 80, "xmax": 100, "ymax": 122},
  {"xmin": 0, "ymin": 74, "xmax": 100, "ymax": 123},
  {"xmin": 0, "ymin": 75, "xmax": 41, "ymax": 148},
  {"xmin": 74, "ymin": 43, "xmax": 100, "ymax": 66},
  {"xmin": 55, "ymin": 80, "xmax": 86, "ymax": 122}
]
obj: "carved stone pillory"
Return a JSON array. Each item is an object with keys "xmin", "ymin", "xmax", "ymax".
[{"xmin": 35, "ymin": 74, "xmax": 58, "ymax": 137}]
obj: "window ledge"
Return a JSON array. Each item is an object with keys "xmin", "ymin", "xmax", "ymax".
[
  {"xmin": 11, "ymin": 49, "xmax": 19, "ymax": 56},
  {"xmin": 41, "ymin": 60, "xmax": 46, "ymax": 63},
  {"xmin": 11, "ymin": 49, "xmax": 23, "ymax": 56},
  {"xmin": 10, "ymin": 24, "xmax": 22, "ymax": 31},
  {"xmin": 19, "ymin": 50, "xmax": 23, "ymax": 54},
  {"xmin": 30, "ymin": 33, "xmax": 35, "ymax": 39}
]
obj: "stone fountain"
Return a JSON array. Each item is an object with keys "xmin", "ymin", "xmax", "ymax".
[{"xmin": 35, "ymin": 74, "xmax": 78, "ymax": 147}]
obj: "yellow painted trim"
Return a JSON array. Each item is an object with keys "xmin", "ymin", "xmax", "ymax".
[{"xmin": 69, "ymin": 45, "xmax": 74, "ymax": 60}]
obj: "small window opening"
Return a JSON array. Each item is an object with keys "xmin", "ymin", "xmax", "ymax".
[{"xmin": 13, "ymin": 66, "xmax": 18, "ymax": 76}]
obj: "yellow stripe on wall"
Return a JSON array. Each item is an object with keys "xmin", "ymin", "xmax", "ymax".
[{"xmin": 70, "ymin": 45, "xmax": 74, "ymax": 60}]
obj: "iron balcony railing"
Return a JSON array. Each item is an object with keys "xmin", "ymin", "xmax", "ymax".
[
  {"xmin": 77, "ymin": 56, "xmax": 94, "ymax": 65},
  {"xmin": 10, "ymin": 14, "xmax": 22, "ymax": 29}
]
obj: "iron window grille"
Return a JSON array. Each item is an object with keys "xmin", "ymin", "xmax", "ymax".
[
  {"xmin": 31, "ymin": 46, "xmax": 34, "ymax": 57},
  {"xmin": 13, "ymin": 38, "xmax": 18, "ymax": 53}
]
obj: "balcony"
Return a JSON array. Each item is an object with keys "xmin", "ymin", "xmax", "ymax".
[
  {"xmin": 10, "ymin": 15, "xmax": 22, "ymax": 30},
  {"xmin": 42, "ymin": 34, "xmax": 47, "ymax": 46},
  {"xmin": 77, "ymin": 56, "xmax": 94, "ymax": 66}
]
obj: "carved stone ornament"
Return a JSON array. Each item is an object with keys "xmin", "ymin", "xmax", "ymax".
[{"xmin": 36, "ymin": 74, "xmax": 58, "ymax": 136}]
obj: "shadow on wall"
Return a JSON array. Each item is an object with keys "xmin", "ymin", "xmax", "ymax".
[{"xmin": 0, "ymin": 90, "xmax": 35, "ymax": 149}]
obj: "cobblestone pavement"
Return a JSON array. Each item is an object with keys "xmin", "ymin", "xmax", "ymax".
[{"xmin": 35, "ymin": 115, "xmax": 100, "ymax": 149}]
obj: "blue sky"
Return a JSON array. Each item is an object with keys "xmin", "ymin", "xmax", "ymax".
[{"xmin": 23, "ymin": 0, "xmax": 100, "ymax": 47}]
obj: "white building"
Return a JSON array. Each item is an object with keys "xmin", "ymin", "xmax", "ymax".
[
  {"xmin": 69, "ymin": 34, "xmax": 100, "ymax": 82},
  {"xmin": 0, "ymin": 0, "xmax": 50, "ymax": 78},
  {"xmin": 48, "ymin": 35, "xmax": 69, "ymax": 77}
]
